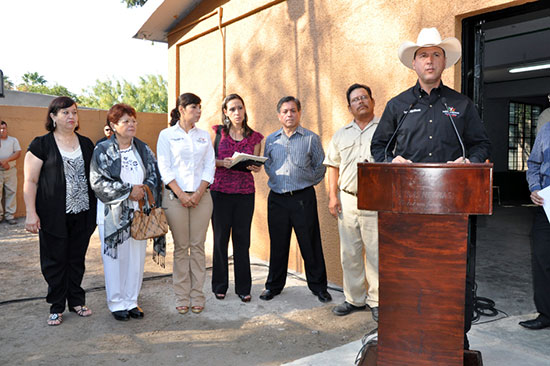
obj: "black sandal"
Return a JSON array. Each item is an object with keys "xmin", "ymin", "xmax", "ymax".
[
  {"xmin": 215, "ymin": 293, "xmax": 225, "ymax": 300},
  {"xmin": 238, "ymin": 294, "xmax": 251, "ymax": 303}
]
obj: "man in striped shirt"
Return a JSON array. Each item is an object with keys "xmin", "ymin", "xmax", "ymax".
[{"xmin": 260, "ymin": 96, "xmax": 332, "ymax": 303}]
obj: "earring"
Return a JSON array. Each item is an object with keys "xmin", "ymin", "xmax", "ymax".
[
  {"xmin": 53, "ymin": 120, "xmax": 57, "ymax": 128},
  {"xmin": 224, "ymin": 116, "xmax": 230, "ymax": 125}
]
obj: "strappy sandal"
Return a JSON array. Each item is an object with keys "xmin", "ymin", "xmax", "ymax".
[
  {"xmin": 176, "ymin": 306, "xmax": 189, "ymax": 314},
  {"xmin": 238, "ymin": 294, "xmax": 251, "ymax": 303},
  {"xmin": 191, "ymin": 306, "xmax": 204, "ymax": 314},
  {"xmin": 47, "ymin": 313, "xmax": 63, "ymax": 326},
  {"xmin": 215, "ymin": 293, "xmax": 225, "ymax": 300},
  {"xmin": 70, "ymin": 305, "xmax": 92, "ymax": 317}
]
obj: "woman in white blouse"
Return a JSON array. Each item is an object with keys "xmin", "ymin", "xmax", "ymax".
[{"xmin": 157, "ymin": 93, "xmax": 215, "ymax": 314}]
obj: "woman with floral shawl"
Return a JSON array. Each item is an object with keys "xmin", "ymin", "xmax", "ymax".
[{"xmin": 90, "ymin": 103, "xmax": 165, "ymax": 321}]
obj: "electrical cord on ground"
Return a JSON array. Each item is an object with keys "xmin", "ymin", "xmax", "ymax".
[
  {"xmin": 471, "ymin": 282, "xmax": 509, "ymax": 325},
  {"xmin": 0, "ymin": 260, "xmax": 343, "ymax": 307}
]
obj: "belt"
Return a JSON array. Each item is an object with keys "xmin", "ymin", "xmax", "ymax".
[
  {"xmin": 341, "ymin": 189, "xmax": 357, "ymax": 197},
  {"xmin": 165, "ymin": 185, "xmax": 201, "ymax": 194},
  {"xmin": 274, "ymin": 186, "xmax": 311, "ymax": 196}
]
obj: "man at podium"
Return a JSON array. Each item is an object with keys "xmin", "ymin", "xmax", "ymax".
[{"xmin": 370, "ymin": 28, "xmax": 491, "ymax": 349}]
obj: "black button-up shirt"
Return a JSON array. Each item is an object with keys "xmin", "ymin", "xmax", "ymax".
[{"xmin": 371, "ymin": 81, "xmax": 491, "ymax": 163}]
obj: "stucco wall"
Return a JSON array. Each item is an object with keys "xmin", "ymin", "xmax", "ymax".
[
  {"xmin": 0, "ymin": 105, "xmax": 168, "ymax": 219},
  {"xmin": 166, "ymin": 0, "xmax": 534, "ymax": 286}
]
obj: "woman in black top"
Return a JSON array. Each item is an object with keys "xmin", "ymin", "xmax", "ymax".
[{"xmin": 23, "ymin": 96, "xmax": 97, "ymax": 326}]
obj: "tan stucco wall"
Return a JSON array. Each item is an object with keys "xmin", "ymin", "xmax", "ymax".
[
  {"xmin": 0, "ymin": 105, "xmax": 168, "ymax": 219},
  {"xmin": 166, "ymin": 0, "xmax": 535, "ymax": 286}
]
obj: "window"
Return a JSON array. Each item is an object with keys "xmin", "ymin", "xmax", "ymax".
[{"xmin": 508, "ymin": 102, "xmax": 541, "ymax": 171}]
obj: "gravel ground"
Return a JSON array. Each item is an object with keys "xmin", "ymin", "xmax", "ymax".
[{"xmin": 0, "ymin": 218, "xmax": 376, "ymax": 366}]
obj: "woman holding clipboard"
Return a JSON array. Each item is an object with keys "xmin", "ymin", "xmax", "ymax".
[{"xmin": 210, "ymin": 93, "xmax": 264, "ymax": 302}]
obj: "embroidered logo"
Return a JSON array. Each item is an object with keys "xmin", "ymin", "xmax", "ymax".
[
  {"xmin": 197, "ymin": 137, "xmax": 207, "ymax": 143},
  {"xmin": 443, "ymin": 107, "xmax": 460, "ymax": 117}
]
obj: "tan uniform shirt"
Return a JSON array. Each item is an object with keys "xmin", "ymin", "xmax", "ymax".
[{"xmin": 324, "ymin": 117, "xmax": 379, "ymax": 194}]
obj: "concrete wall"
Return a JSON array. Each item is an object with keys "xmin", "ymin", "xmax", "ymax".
[
  {"xmin": 0, "ymin": 105, "xmax": 168, "ymax": 219},
  {"xmin": 166, "ymin": 0, "xmax": 535, "ymax": 286}
]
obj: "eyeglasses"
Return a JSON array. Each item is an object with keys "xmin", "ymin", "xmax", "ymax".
[{"xmin": 351, "ymin": 95, "xmax": 370, "ymax": 104}]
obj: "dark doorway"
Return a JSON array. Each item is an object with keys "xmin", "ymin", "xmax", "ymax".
[{"xmin": 462, "ymin": 1, "xmax": 550, "ymax": 203}]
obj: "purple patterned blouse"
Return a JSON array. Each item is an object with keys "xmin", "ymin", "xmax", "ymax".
[{"xmin": 210, "ymin": 126, "xmax": 264, "ymax": 194}]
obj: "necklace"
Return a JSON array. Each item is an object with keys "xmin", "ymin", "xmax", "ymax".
[{"xmin": 54, "ymin": 132, "xmax": 79, "ymax": 152}]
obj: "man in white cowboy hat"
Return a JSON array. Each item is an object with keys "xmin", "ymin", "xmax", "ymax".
[
  {"xmin": 370, "ymin": 28, "xmax": 491, "ymax": 349},
  {"xmin": 371, "ymin": 27, "xmax": 490, "ymax": 163}
]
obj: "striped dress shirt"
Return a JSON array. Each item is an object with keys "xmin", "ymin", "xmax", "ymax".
[{"xmin": 264, "ymin": 125, "xmax": 326, "ymax": 194}]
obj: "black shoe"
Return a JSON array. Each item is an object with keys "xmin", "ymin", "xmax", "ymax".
[
  {"xmin": 371, "ymin": 306, "xmax": 379, "ymax": 322},
  {"xmin": 519, "ymin": 317, "xmax": 550, "ymax": 330},
  {"xmin": 312, "ymin": 290, "xmax": 332, "ymax": 303},
  {"xmin": 259, "ymin": 289, "xmax": 280, "ymax": 301},
  {"xmin": 112, "ymin": 310, "xmax": 130, "ymax": 321},
  {"xmin": 128, "ymin": 306, "xmax": 144, "ymax": 319},
  {"xmin": 332, "ymin": 301, "xmax": 367, "ymax": 316}
]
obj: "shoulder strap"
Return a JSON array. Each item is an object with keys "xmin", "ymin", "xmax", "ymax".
[{"xmin": 214, "ymin": 125, "xmax": 222, "ymax": 157}]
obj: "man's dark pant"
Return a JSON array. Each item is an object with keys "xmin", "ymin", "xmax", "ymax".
[
  {"xmin": 39, "ymin": 211, "xmax": 92, "ymax": 313},
  {"xmin": 211, "ymin": 191, "xmax": 254, "ymax": 296},
  {"xmin": 266, "ymin": 186, "xmax": 328, "ymax": 294},
  {"xmin": 530, "ymin": 207, "xmax": 550, "ymax": 322}
]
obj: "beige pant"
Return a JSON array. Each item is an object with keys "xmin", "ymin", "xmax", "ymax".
[
  {"xmin": 163, "ymin": 190, "xmax": 212, "ymax": 307},
  {"xmin": 0, "ymin": 167, "xmax": 17, "ymax": 220},
  {"xmin": 338, "ymin": 190, "xmax": 379, "ymax": 308}
]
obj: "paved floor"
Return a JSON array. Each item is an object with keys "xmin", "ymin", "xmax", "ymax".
[{"xmin": 285, "ymin": 204, "xmax": 550, "ymax": 365}]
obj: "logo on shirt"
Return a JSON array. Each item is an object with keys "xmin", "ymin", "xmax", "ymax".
[
  {"xmin": 443, "ymin": 106, "xmax": 460, "ymax": 117},
  {"xmin": 197, "ymin": 137, "xmax": 207, "ymax": 144}
]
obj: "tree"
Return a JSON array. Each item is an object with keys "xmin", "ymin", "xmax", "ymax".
[
  {"xmin": 17, "ymin": 71, "xmax": 79, "ymax": 101},
  {"xmin": 79, "ymin": 74, "xmax": 167, "ymax": 113},
  {"xmin": 22, "ymin": 72, "xmax": 47, "ymax": 86},
  {"xmin": 121, "ymin": 0, "xmax": 148, "ymax": 8},
  {"xmin": 2, "ymin": 75, "xmax": 15, "ymax": 90}
]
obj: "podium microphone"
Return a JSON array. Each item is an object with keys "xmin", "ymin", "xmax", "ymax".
[
  {"xmin": 441, "ymin": 97, "xmax": 466, "ymax": 162},
  {"xmin": 384, "ymin": 99, "xmax": 419, "ymax": 162}
]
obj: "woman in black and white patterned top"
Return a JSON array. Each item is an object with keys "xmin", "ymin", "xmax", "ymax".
[{"xmin": 23, "ymin": 96, "xmax": 97, "ymax": 326}]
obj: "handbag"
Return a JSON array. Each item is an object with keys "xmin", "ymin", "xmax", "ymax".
[{"xmin": 131, "ymin": 185, "xmax": 169, "ymax": 240}]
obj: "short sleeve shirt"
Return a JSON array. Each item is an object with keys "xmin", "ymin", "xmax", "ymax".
[
  {"xmin": 210, "ymin": 127, "xmax": 263, "ymax": 194},
  {"xmin": 0, "ymin": 136, "xmax": 21, "ymax": 169}
]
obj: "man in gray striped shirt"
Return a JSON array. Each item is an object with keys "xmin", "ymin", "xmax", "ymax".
[{"xmin": 260, "ymin": 96, "xmax": 331, "ymax": 303}]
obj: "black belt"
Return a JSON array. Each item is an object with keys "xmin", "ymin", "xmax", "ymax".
[
  {"xmin": 165, "ymin": 185, "xmax": 195, "ymax": 194},
  {"xmin": 273, "ymin": 186, "xmax": 312, "ymax": 196}
]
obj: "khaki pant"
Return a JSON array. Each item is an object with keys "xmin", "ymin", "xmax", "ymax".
[
  {"xmin": 163, "ymin": 190, "xmax": 212, "ymax": 307},
  {"xmin": 338, "ymin": 190, "xmax": 379, "ymax": 308},
  {"xmin": 0, "ymin": 167, "xmax": 17, "ymax": 220}
]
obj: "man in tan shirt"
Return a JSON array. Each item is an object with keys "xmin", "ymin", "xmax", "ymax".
[
  {"xmin": 0, "ymin": 121, "xmax": 21, "ymax": 225},
  {"xmin": 324, "ymin": 84, "xmax": 379, "ymax": 321}
]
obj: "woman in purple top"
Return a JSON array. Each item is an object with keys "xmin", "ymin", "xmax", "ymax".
[{"xmin": 210, "ymin": 94, "xmax": 263, "ymax": 302}]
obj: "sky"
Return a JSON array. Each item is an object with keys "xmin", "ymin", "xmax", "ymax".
[{"xmin": 0, "ymin": 0, "xmax": 167, "ymax": 94}]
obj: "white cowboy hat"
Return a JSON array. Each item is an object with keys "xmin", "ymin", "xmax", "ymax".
[{"xmin": 398, "ymin": 28, "xmax": 462, "ymax": 69}]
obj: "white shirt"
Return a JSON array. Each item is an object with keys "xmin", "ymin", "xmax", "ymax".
[{"xmin": 156, "ymin": 123, "xmax": 215, "ymax": 192}]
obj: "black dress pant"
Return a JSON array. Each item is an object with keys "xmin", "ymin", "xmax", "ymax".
[
  {"xmin": 39, "ymin": 211, "xmax": 92, "ymax": 313},
  {"xmin": 266, "ymin": 187, "xmax": 328, "ymax": 293},
  {"xmin": 530, "ymin": 207, "xmax": 550, "ymax": 322},
  {"xmin": 211, "ymin": 191, "xmax": 254, "ymax": 296}
]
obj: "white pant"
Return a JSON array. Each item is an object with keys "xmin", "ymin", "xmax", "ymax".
[
  {"xmin": 338, "ymin": 191, "xmax": 379, "ymax": 308},
  {"xmin": 99, "ymin": 224, "xmax": 147, "ymax": 312}
]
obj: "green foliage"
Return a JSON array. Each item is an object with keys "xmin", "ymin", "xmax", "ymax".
[
  {"xmin": 22, "ymin": 72, "xmax": 47, "ymax": 86},
  {"xmin": 121, "ymin": 0, "xmax": 148, "ymax": 8},
  {"xmin": 79, "ymin": 75, "xmax": 167, "ymax": 113},
  {"xmin": 17, "ymin": 71, "xmax": 79, "ymax": 101},
  {"xmin": 2, "ymin": 75, "xmax": 15, "ymax": 90}
]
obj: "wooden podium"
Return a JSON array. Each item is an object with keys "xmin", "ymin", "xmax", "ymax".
[{"xmin": 357, "ymin": 162, "xmax": 492, "ymax": 366}]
